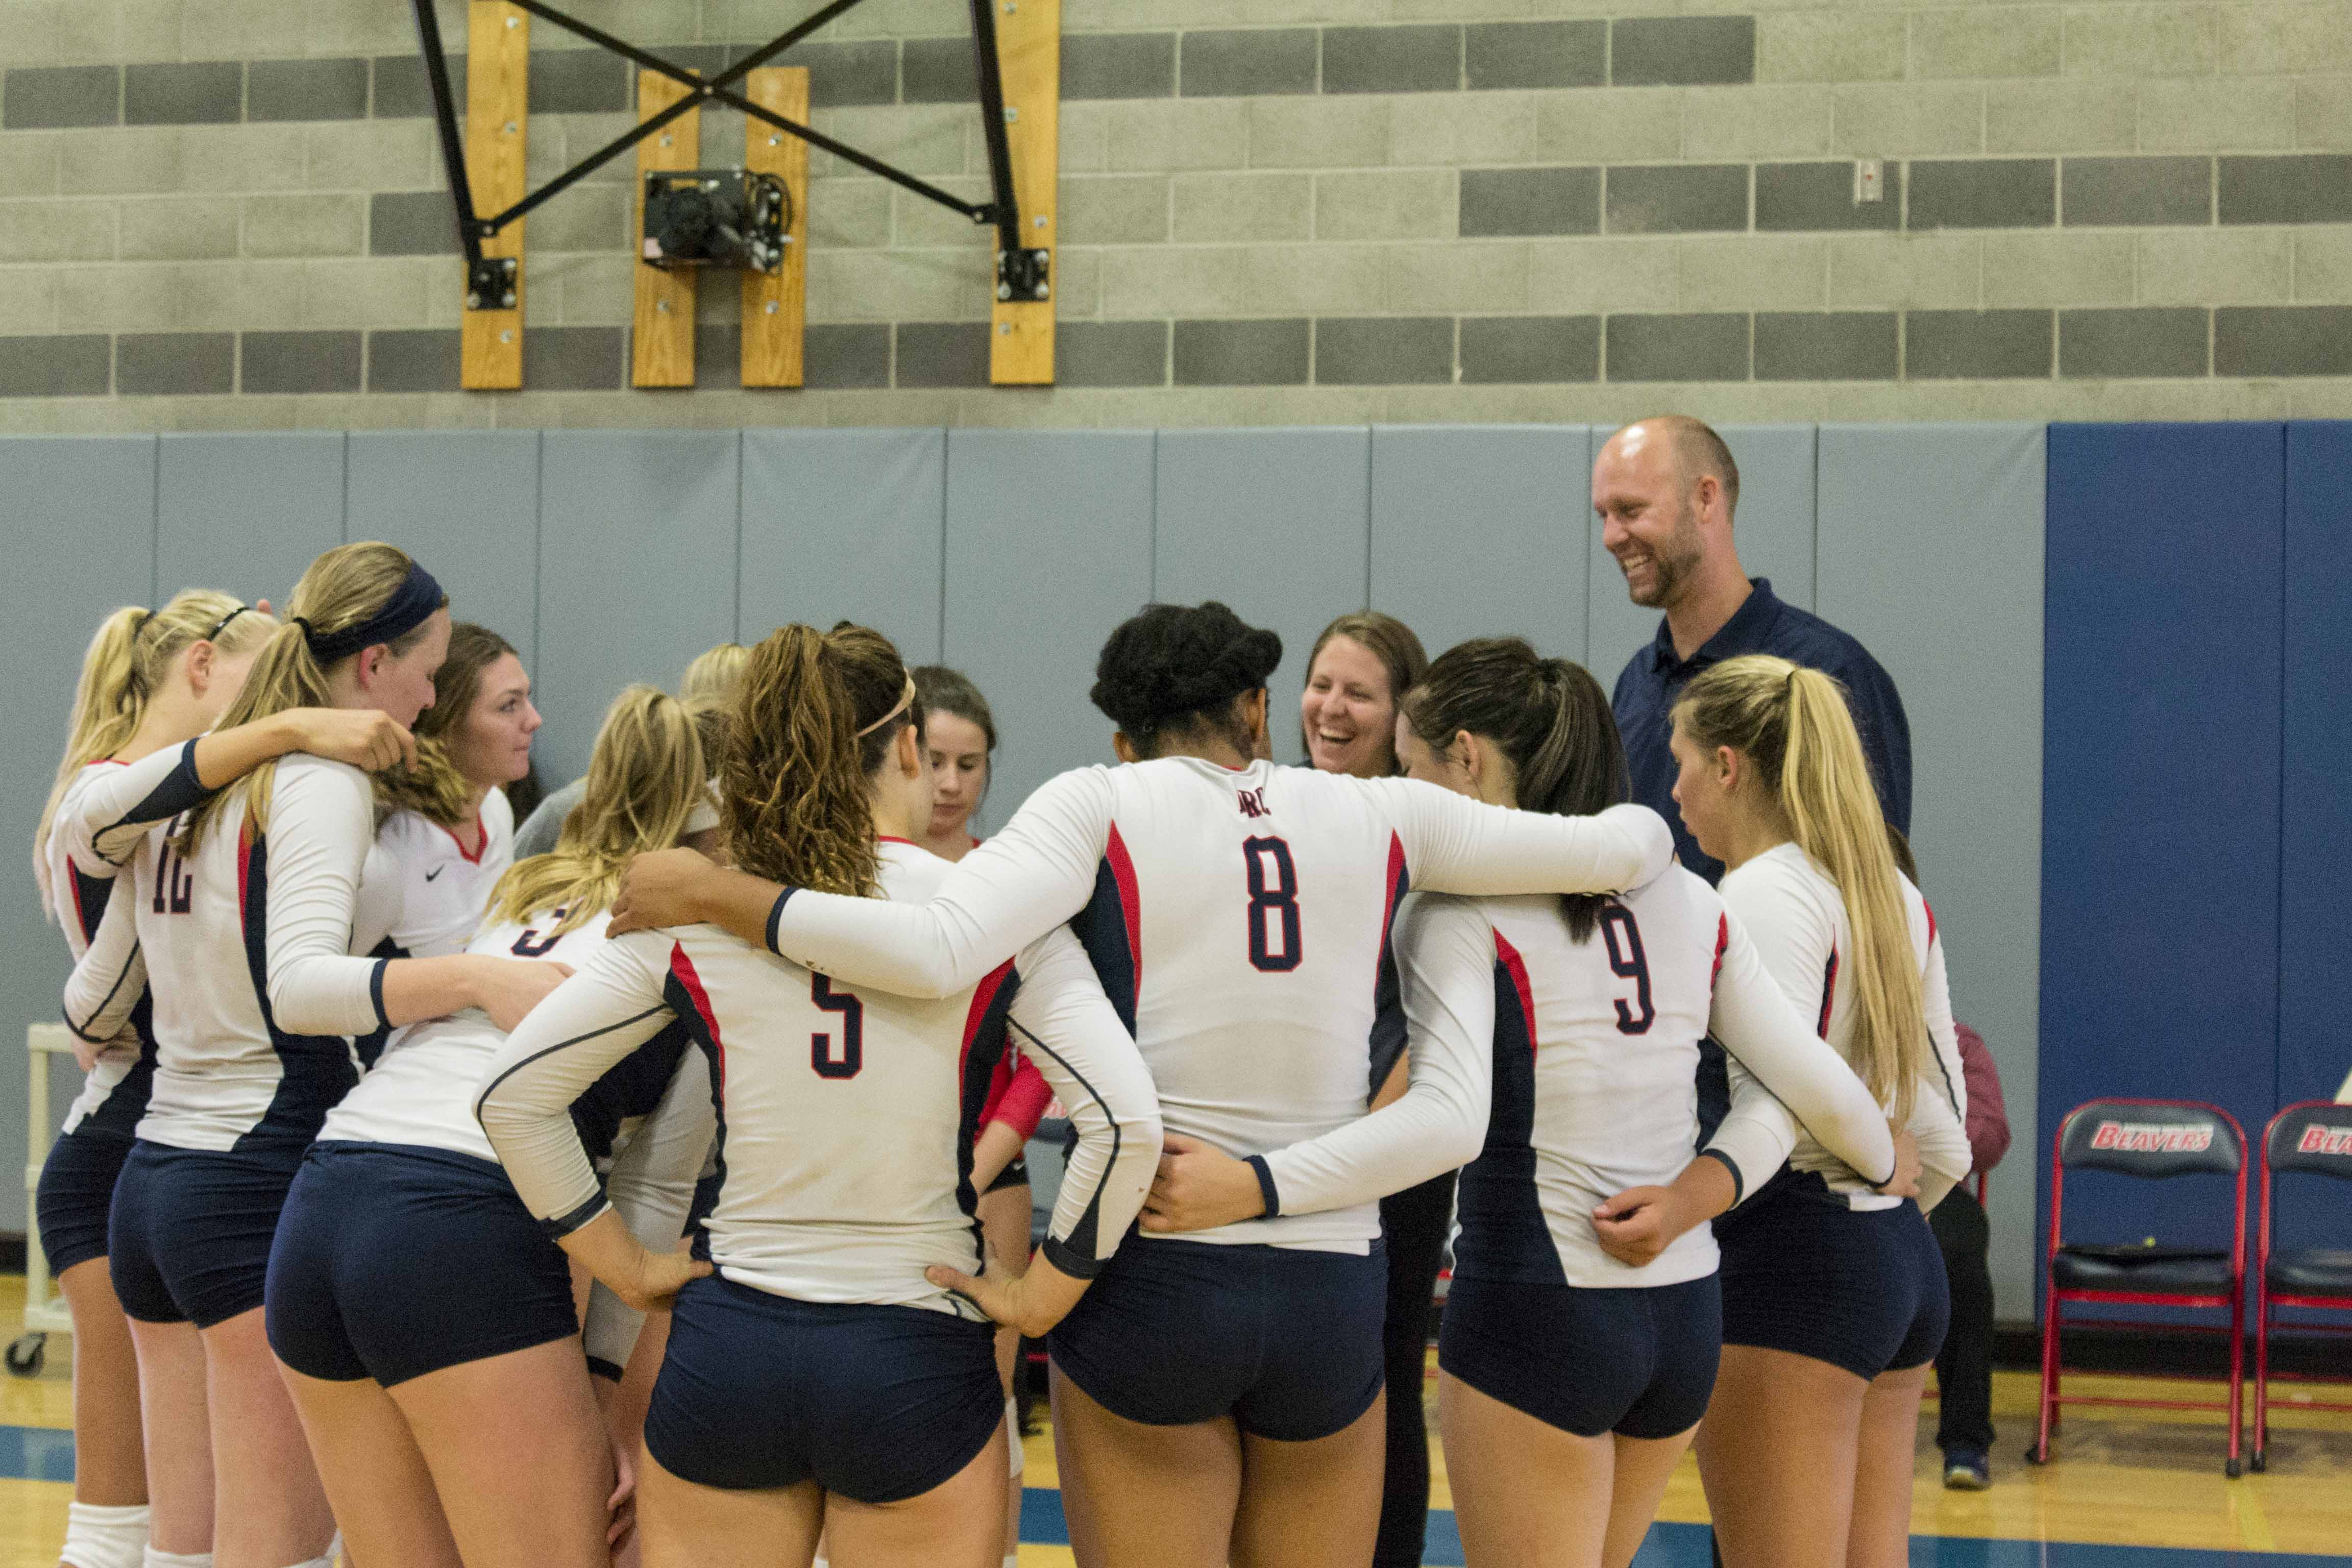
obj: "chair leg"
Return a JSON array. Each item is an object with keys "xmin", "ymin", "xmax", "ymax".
[
  {"xmin": 2251, "ymin": 1287, "xmax": 2270, "ymax": 1473},
  {"xmin": 2030, "ymin": 1283, "xmax": 2059, "ymax": 1464},
  {"xmin": 2224, "ymin": 1290, "xmax": 2245, "ymax": 1479}
]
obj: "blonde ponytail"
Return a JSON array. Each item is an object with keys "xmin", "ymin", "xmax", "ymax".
[
  {"xmin": 35, "ymin": 591, "xmax": 277, "ymax": 903},
  {"xmin": 180, "ymin": 543, "xmax": 445, "ymax": 854},
  {"xmin": 488, "ymin": 685, "xmax": 704, "ymax": 936},
  {"xmin": 1673, "ymin": 654, "xmax": 1926, "ymax": 1119}
]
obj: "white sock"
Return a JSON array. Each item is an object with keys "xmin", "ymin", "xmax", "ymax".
[
  {"xmin": 1007, "ymin": 1395, "xmax": 1024, "ymax": 1481},
  {"xmin": 60, "ymin": 1503, "xmax": 149, "ymax": 1568},
  {"xmin": 141, "ymin": 1549, "xmax": 212, "ymax": 1568}
]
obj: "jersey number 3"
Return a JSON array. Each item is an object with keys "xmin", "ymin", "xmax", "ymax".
[
  {"xmin": 1600, "ymin": 904, "xmax": 1655, "ymax": 1035},
  {"xmin": 811, "ymin": 973, "xmax": 863, "ymax": 1079}
]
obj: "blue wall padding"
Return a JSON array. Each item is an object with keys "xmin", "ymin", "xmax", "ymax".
[
  {"xmin": 2041, "ymin": 423, "xmax": 2285, "ymax": 1260},
  {"xmin": 2275, "ymin": 422, "xmax": 2352, "ymax": 1258}
]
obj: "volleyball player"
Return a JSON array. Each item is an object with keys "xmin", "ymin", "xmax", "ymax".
[
  {"xmin": 63, "ymin": 543, "xmax": 568, "ymax": 1568},
  {"xmin": 908, "ymin": 663, "xmax": 1038, "ymax": 1568},
  {"xmin": 38, "ymin": 591, "xmax": 423, "ymax": 1568},
  {"xmin": 1297, "ymin": 611, "xmax": 1443, "ymax": 1568},
  {"xmin": 476, "ymin": 622, "xmax": 1161, "ymax": 1568},
  {"xmin": 351, "ymin": 623, "xmax": 538, "ymax": 1067},
  {"xmin": 1388, "ymin": 639, "xmax": 1910, "ymax": 1568},
  {"xmin": 514, "ymin": 642, "xmax": 742, "ymax": 861},
  {"xmin": 606, "ymin": 601, "xmax": 1675, "ymax": 1568},
  {"xmin": 1668, "ymin": 654, "xmax": 1969, "ymax": 1568},
  {"xmin": 263, "ymin": 685, "xmax": 716, "ymax": 1568}
]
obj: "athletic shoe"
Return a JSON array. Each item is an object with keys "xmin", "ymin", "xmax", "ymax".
[{"xmin": 1943, "ymin": 1449, "xmax": 1991, "ymax": 1490}]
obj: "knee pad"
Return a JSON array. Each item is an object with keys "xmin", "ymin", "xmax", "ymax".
[
  {"xmin": 60, "ymin": 1503, "xmax": 148, "ymax": 1568},
  {"xmin": 141, "ymin": 1549, "xmax": 212, "ymax": 1568}
]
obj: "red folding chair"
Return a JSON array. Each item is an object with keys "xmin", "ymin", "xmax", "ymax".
[
  {"xmin": 2252, "ymin": 1100, "xmax": 2352, "ymax": 1471},
  {"xmin": 2029, "ymin": 1098, "xmax": 2247, "ymax": 1476}
]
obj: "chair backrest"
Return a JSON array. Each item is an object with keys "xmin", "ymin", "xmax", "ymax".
[
  {"xmin": 2265, "ymin": 1100, "xmax": 2352, "ymax": 1179},
  {"xmin": 2060, "ymin": 1098, "xmax": 2244, "ymax": 1178}
]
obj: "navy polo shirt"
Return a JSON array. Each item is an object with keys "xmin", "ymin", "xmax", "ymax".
[{"xmin": 1610, "ymin": 578, "xmax": 1912, "ymax": 886}]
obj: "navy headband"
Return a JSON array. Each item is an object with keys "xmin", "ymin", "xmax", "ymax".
[{"xmin": 294, "ymin": 562, "xmax": 443, "ymax": 665}]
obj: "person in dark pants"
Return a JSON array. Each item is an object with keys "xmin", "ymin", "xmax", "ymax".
[
  {"xmin": 1298, "ymin": 610, "xmax": 1444, "ymax": 1568},
  {"xmin": 1930, "ymin": 1022, "xmax": 2010, "ymax": 1489}
]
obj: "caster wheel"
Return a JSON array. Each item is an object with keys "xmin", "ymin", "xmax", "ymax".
[
  {"xmin": 2024, "ymin": 1443, "xmax": 2050, "ymax": 1466},
  {"xmin": 2225, "ymin": 1457, "xmax": 2243, "ymax": 1479},
  {"xmin": 4, "ymin": 1333, "xmax": 45, "ymax": 1378},
  {"xmin": 2250, "ymin": 1451, "xmax": 2267, "ymax": 1473}
]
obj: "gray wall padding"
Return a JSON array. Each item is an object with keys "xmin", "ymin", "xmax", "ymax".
[
  {"xmin": 741, "ymin": 428, "xmax": 947, "ymax": 673},
  {"xmin": 0, "ymin": 425, "xmax": 2047, "ymax": 1315},
  {"xmin": 1816, "ymin": 423, "xmax": 2046, "ymax": 1313},
  {"xmin": 534, "ymin": 432, "xmax": 742, "ymax": 784},
  {"xmin": 1371, "ymin": 425, "xmax": 1589, "ymax": 669},
  {"xmin": 1155, "ymin": 428, "xmax": 1374, "ymax": 767}
]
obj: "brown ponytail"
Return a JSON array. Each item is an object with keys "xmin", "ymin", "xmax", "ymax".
[
  {"xmin": 1673, "ymin": 654, "xmax": 1925, "ymax": 1119},
  {"xmin": 724, "ymin": 622, "xmax": 919, "ymax": 897},
  {"xmin": 1401, "ymin": 637, "xmax": 1628, "ymax": 940}
]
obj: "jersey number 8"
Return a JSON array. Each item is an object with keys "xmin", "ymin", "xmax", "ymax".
[
  {"xmin": 812, "ymin": 973, "xmax": 863, "ymax": 1079},
  {"xmin": 1243, "ymin": 836, "xmax": 1302, "ymax": 973}
]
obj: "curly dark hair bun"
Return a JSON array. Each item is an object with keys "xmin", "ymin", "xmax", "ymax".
[{"xmin": 1090, "ymin": 601, "xmax": 1284, "ymax": 745}]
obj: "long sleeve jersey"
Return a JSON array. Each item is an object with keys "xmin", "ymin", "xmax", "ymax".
[
  {"xmin": 64, "ymin": 751, "xmax": 398, "ymax": 1153},
  {"xmin": 763, "ymin": 758, "xmax": 1674, "ymax": 1253},
  {"xmin": 477, "ymin": 841, "xmax": 1163, "ymax": 1317},
  {"xmin": 1716, "ymin": 842, "xmax": 1970, "ymax": 1211},
  {"xmin": 347, "ymin": 793, "xmax": 514, "ymax": 1066},
  {"xmin": 1400, "ymin": 867, "xmax": 1898, "ymax": 1290},
  {"xmin": 43, "ymin": 760, "xmax": 159, "ymax": 1137}
]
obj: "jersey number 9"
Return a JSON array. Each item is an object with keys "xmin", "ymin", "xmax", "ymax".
[
  {"xmin": 1599, "ymin": 904, "xmax": 1654, "ymax": 1035},
  {"xmin": 812, "ymin": 973, "xmax": 863, "ymax": 1079},
  {"xmin": 1243, "ymin": 836, "xmax": 1302, "ymax": 973}
]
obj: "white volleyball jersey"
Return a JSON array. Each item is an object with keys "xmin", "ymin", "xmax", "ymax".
[
  {"xmin": 64, "ymin": 754, "xmax": 395, "ymax": 1155},
  {"xmin": 1718, "ymin": 842, "xmax": 1970, "ymax": 1211},
  {"xmin": 1404, "ymin": 867, "xmax": 1898, "ymax": 1291},
  {"xmin": 348, "ymin": 793, "xmax": 514, "ymax": 1065},
  {"xmin": 478, "ymin": 842, "xmax": 1162, "ymax": 1317},
  {"xmin": 358, "ymin": 792, "xmax": 514, "ymax": 961},
  {"xmin": 767, "ymin": 758, "xmax": 1673, "ymax": 1253},
  {"xmin": 44, "ymin": 761, "xmax": 156, "ymax": 1136}
]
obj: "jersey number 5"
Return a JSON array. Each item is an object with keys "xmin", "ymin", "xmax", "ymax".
[
  {"xmin": 812, "ymin": 973, "xmax": 863, "ymax": 1079},
  {"xmin": 1243, "ymin": 836, "xmax": 1302, "ymax": 972},
  {"xmin": 1599, "ymin": 904, "xmax": 1655, "ymax": 1035}
]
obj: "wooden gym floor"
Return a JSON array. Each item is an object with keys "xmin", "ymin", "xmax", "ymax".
[{"xmin": 4, "ymin": 1276, "xmax": 2348, "ymax": 1567}]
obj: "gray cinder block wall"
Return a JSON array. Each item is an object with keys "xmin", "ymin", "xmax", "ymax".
[{"xmin": 1, "ymin": 0, "xmax": 2348, "ymax": 429}]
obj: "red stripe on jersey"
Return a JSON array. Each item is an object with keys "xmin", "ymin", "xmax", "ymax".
[
  {"xmin": 962, "ymin": 960, "xmax": 1016, "ymax": 1089},
  {"xmin": 1492, "ymin": 930, "xmax": 1537, "ymax": 1057},
  {"xmin": 436, "ymin": 817, "xmax": 487, "ymax": 863},
  {"xmin": 1817, "ymin": 947, "xmax": 1840, "ymax": 1038},
  {"xmin": 1923, "ymin": 898, "xmax": 1937, "ymax": 949},
  {"xmin": 668, "ymin": 945, "xmax": 726, "ymax": 1092},
  {"xmin": 236, "ymin": 819, "xmax": 255, "ymax": 926},
  {"xmin": 1104, "ymin": 822, "xmax": 1142, "ymax": 980},
  {"xmin": 1711, "ymin": 913, "xmax": 1729, "ymax": 984},
  {"xmin": 1374, "ymin": 831, "xmax": 1407, "ymax": 987}
]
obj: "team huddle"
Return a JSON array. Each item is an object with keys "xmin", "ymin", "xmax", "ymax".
[{"xmin": 32, "ymin": 443, "xmax": 1966, "ymax": 1568}]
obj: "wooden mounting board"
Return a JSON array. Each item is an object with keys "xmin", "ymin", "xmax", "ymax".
[
  {"xmin": 989, "ymin": 0, "xmax": 1058, "ymax": 385},
  {"xmin": 460, "ymin": 1, "xmax": 527, "ymax": 390},
  {"xmin": 741, "ymin": 67, "xmax": 809, "ymax": 389},
  {"xmin": 631, "ymin": 70, "xmax": 701, "ymax": 389}
]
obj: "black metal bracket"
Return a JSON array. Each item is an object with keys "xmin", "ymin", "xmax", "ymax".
[{"xmin": 411, "ymin": 0, "xmax": 1037, "ymax": 310}]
